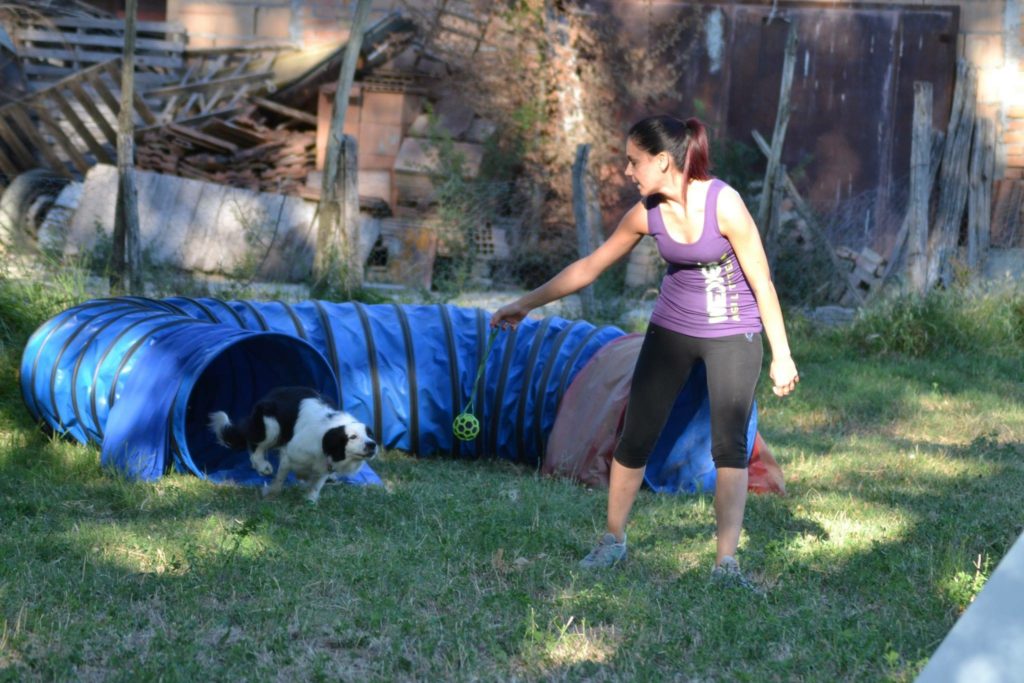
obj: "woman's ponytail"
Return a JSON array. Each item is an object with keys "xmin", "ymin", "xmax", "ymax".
[{"xmin": 628, "ymin": 115, "xmax": 713, "ymax": 212}]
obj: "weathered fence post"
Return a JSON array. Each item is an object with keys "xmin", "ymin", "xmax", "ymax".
[
  {"xmin": 110, "ymin": 0, "xmax": 142, "ymax": 294},
  {"xmin": 757, "ymin": 21, "xmax": 798, "ymax": 247},
  {"xmin": 967, "ymin": 116, "xmax": 995, "ymax": 273},
  {"xmin": 572, "ymin": 143, "xmax": 597, "ymax": 319},
  {"xmin": 906, "ymin": 81, "xmax": 934, "ymax": 295},
  {"xmin": 316, "ymin": 0, "xmax": 373, "ymax": 296},
  {"xmin": 927, "ymin": 61, "xmax": 976, "ymax": 289}
]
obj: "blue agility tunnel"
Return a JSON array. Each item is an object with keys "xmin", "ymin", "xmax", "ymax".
[{"xmin": 19, "ymin": 297, "xmax": 622, "ymax": 485}]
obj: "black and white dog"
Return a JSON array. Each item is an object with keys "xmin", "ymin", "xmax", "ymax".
[{"xmin": 208, "ymin": 386, "xmax": 377, "ymax": 503}]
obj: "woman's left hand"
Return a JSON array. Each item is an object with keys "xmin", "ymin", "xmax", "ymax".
[{"xmin": 770, "ymin": 356, "xmax": 799, "ymax": 397}]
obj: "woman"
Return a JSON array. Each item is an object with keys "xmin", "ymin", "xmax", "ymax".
[{"xmin": 490, "ymin": 115, "xmax": 799, "ymax": 584}]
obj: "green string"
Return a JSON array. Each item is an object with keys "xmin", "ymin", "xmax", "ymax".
[
  {"xmin": 453, "ymin": 328, "xmax": 501, "ymax": 441},
  {"xmin": 461, "ymin": 327, "xmax": 500, "ymax": 415}
]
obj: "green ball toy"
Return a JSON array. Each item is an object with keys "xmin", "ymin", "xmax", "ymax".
[
  {"xmin": 452, "ymin": 412, "xmax": 481, "ymax": 441},
  {"xmin": 453, "ymin": 328, "xmax": 499, "ymax": 442}
]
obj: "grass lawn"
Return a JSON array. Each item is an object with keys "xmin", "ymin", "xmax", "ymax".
[{"xmin": 1, "ymin": 275, "xmax": 1022, "ymax": 682}]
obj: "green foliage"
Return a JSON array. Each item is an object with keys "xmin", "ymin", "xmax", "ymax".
[
  {"xmin": 838, "ymin": 286, "xmax": 1024, "ymax": 358},
  {"xmin": 0, "ymin": 263, "xmax": 95, "ymax": 352},
  {"xmin": 710, "ymin": 136, "xmax": 763, "ymax": 199},
  {"xmin": 421, "ymin": 107, "xmax": 527, "ymax": 296},
  {"xmin": 771, "ymin": 234, "xmax": 848, "ymax": 308}
]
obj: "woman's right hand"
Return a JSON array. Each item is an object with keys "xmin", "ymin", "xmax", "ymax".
[{"xmin": 490, "ymin": 301, "xmax": 530, "ymax": 330}]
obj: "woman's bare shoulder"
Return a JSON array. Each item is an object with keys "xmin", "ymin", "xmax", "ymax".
[{"xmin": 620, "ymin": 199, "xmax": 651, "ymax": 235}]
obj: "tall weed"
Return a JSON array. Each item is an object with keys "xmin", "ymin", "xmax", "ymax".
[{"xmin": 832, "ymin": 287, "xmax": 1024, "ymax": 358}]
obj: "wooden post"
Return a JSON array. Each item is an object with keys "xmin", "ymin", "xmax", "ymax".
[
  {"xmin": 751, "ymin": 129, "xmax": 863, "ymax": 305},
  {"xmin": 756, "ymin": 21, "xmax": 798, "ymax": 242},
  {"xmin": 110, "ymin": 0, "xmax": 142, "ymax": 295},
  {"xmin": 315, "ymin": 0, "xmax": 374, "ymax": 295},
  {"xmin": 927, "ymin": 61, "xmax": 976, "ymax": 289},
  {"xmin": 906, "ymin": 81, "xmax": 934, "ymax": 296},
  {"xmin": 967, "ymin": 116, "xmax": 995, "ymax": 273},
  {"xmin": 872, "ymin": 129, "xmax": 943, "ymax": 301},
  {"xmin": 572, "ymin": 143, "xmax": 596, "ymax": 319}
]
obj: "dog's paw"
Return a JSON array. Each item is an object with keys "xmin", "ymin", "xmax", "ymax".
[
  {"xmin": 258, "ymin": 463, "xmax": 273, "ymax": 476},
  {"xmin": 305, "ymin": 495, "xmax": 319, "ymax": 505}
]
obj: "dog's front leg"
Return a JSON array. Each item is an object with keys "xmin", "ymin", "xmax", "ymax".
[
  {"xmin": 263, "ymin": 458, "xmax": 289, "ymax": 498},
  {"xmin": 250, "ymin": 446, "xmax": 273, "ymax": 476},
  {"xmin": 305, "ymin": 474, "xmax": 331, "ymax": 504}
]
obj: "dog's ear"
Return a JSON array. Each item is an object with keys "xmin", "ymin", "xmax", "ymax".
[{"xmin": 322, "ymin": 426, "xmax": 348, "ymax": 461}]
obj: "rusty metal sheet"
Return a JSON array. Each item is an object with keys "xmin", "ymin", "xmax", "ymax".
[
  {"xmin": 601, "ymin": 1, "xmax": 958, "ymax": 246},
  {"xmin": 725, "ymin": 2, "xmax": 957, "ymax": 207}
]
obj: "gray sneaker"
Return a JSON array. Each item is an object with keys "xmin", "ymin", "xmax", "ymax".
[
  {"xmin": 711, "ymin": 556, "xmax": 761, "ymax": 593},
  {"xmin": 579, "ymin": 532, "xmax": 627, "ymax": 569}
]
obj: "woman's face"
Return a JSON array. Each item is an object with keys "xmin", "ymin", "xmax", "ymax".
[{"xmin": 624, "ymin": 138, "xmax": 664, "ymax": 196}]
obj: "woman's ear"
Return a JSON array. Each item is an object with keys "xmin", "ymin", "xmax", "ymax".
[{"xmin": 659, "ymin": 152, "xmax": 670, "ymax": 173}]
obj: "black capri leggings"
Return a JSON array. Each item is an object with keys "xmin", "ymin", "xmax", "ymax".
[{"xmin": 613, "ymin": 322, "xmax": 763, "ymax": 470}]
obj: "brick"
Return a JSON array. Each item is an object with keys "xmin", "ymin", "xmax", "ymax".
[
  {"xmin": 1005, "ymin": 130, "xmax": 1024, "ymax": 144},
  {"xmin": 361, "ymin": 91, "xmax": 421, "ymax": 129},
  {"xmin": 255, "ymin": 6, "xmax": 291, "ymax": 40},
  {"xmin": 959, "ymin": 0, "xmax": 1007, "ymax": 34},
  {"xmin": 1003, "ymin": 167, "xmax": 1024, "ymax": 180},
  {"xmin": 1009, "ymin": 106, "xmax": 1024, "ymax": 119},
  {"xmin": 178, "ymin": 4, "xmax": 256, "ymax": 39},
  {"xmin": 358, "ymin": 122, "xmax": 404, "ymax": 158},
  {"xmin": 316, "ymin": 83, "xmax": 360, "ymax": 170}
]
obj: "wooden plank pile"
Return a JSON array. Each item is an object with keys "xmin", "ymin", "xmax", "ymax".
[
  {"xmin": 0, "ymin": 57, "xmax": 158, "ymax": 179},
  {"xmin": 136, "ymin": 110, "xmax": 316, "ymax": 196},
  {"xmin": 149, "ymin": 45, "xmax": 286, "ymax": 124}
]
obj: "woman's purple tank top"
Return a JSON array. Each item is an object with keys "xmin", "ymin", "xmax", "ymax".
[{"xmin": 646, "ymin": 179, "xmax": 762, "ymax": 338}]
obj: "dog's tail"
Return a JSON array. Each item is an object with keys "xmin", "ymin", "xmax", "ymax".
[{"xmin": 208, "ymin": 411, "xmax": 248, "ymax": 450}]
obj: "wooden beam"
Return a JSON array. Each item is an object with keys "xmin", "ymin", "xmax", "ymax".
[
  {"xmin": 110, "ymin": 0, "xmax": 143, "ymax": 295},
  {"xmin": 6, "ymin": 107, "xmax": 71, "ymax": 178},
  {"xmin": 756, "ymin": 22, "xmax": 798, "ymax": 241},
  {"xmin": 0, "ymin": 110, "xmax": 38, "ymax": 168},
  {"xmin": 927, "ymin": 61, "xmax": 976, "ymax": 289},
  {"xmin": 65, "ymin": 80, "xmax": 119, "ymax": 148},
  {"xmin": 572, "ymin": 143, "xmax": 597, "ymax": 319},
  {"xmin": 752, "ymin": 129, "xmax": 863, "ymax": 305},
  {"xmin": 49, "ymin": 87, "xmax": 113, "ymax": 163},
  {"xmin": 316, "ymin": 0, "xmax": 375, "ymax": 293},
  {"xmin": 144, "ymin": 71, "xmax": 272, "ymax": 99},
  {"xmin": 31, "ymin": 105, "xmax": 92, "ymax": 174},
  {"xmin": 15, "ymin": 28, "xmax": 185, "ymax": 54},
  {"xmin": 906, "ymin": 81, "xmax": 934, "ymax": 295},
  {"xmin": 166, "ymin": 123, "xmax": 239, "ymax": 153},
  {"xmin": 967, "ymin": 116, "xmax": 995, "ymax": 271},
  {"xmin": 252, "ymin": 97, "xmax": 318, "ymax": 126},
  {"xmin": 18, "ymin": 16, "xmax": 186, "ymax": 35}
]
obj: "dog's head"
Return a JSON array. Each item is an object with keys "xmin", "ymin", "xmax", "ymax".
[{"xmin": 322, "ymin": 420, "xmax": 377, "ymax": 470}]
